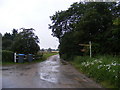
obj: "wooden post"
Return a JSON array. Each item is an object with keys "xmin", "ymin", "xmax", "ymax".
[{"xmin": 89, "ymin": 41, "xmax": 92, "ymax": 58}]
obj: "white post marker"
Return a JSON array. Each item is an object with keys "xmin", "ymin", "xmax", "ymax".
[
  {"xmin": 14, "ymin": 53, "xmax": 16, "ymax": 63},
  {"xmin": 89, "ymin": 41, "xmax": 92, "ymax": 58}
]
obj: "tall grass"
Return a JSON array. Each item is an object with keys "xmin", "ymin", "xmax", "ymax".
[{"xmin": 71, "ymin": 55, "xmax": 120, "ymax": 88}]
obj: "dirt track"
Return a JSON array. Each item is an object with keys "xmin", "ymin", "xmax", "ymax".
[{"xmin": 2, "ymin": 55, "xmax": 102, "ymax": 88}]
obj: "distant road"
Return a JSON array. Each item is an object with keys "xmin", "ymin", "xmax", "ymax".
[{"xmin": 2, "ymin": 55, "xmax": 102, "ymax": 88}]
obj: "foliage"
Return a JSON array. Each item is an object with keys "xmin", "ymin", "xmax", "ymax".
[
  {"xmin": 71, "ymin": 55, "xmax": 120, "ymax": 88},
  {"xmin": 0, "ymin": 33, "xmax": 2, "ymax": 64},
  {"xmin": 12, "ymin": 28, "xmax": 40, "ymax": 54},
  {"xmin": 2, "ymin": 33, "xmax": 13, "ymax": 50},
  {"xmin": 2, "ymin": 28, "xmax": 40, "ymax": 54},
  {"xmin": 59, "ymin": 32, "xmax": 83, "ymax": 60},
  {"xmin": 2, "ymin": 29, "xmax": 18, "ymax": 50},
  {"xmin": 2, "ymin": 50, "xmax": 14, "ymax": 62},
  {"xmin": 49, "ymin": 2, "xmax": 120, "ymax": 58},
  {"xmin": 49, "ymin": 2, "xmax": 120, "ymax": 87},
  {"xmin": 47, "ymin": 48, "xmax": 52, "ymax": 52}
]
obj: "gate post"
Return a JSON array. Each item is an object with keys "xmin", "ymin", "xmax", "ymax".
[{"xmin": 14, "ymin": 53, "xmax": 16, "ymax": 63}]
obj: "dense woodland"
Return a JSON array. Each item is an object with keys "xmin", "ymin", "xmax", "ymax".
[{"xmin": 49, "ymin": 2, "xmax": 120, "ymax": 60}]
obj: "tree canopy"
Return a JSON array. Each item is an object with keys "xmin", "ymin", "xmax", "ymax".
[
  {"xmin": 49, "ymin": 2, "xmax": 120, "ymax": 59},
  {"xmin": 2, "ymin": 28, "xmax": 40, "ymax": 54}
]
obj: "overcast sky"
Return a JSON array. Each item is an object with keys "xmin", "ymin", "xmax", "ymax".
[{"xmin": 0, "ymin": 0, "xmax": 81, "ymax": 49}]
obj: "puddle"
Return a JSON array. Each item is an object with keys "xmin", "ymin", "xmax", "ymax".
[
  {"xmin": 40, "ymin": 73, "xmax": 58, "ymax": 83},
  {"xmin": 2, "ymin": 68, "xmax": 14, "ymax": 70},
  {"xmin": 39, "ymin": 57, "xmax": 60, "ymax": 83},
  {"xmin": 2, "ymin": 69, "xmax": 9, "ymax": 70}
]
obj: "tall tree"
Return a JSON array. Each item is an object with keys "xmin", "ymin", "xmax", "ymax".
[
  {"xmin": 2, "ymin": 33, "xmax": 13, "ymax": 50},
  {"xmin": 12, "ymin": 29, "xmax": 18, "ymax": 40},
  {"xmin": 2, "ymin": 29, "xmax": 18, "ymax": 50},
  {"xmin": 12, "ymin": 28, "xmax": 40, "ymax": 54},
  {"xmin": 49, "ymin": 2, "xmax": 120, "ymax": 59}
]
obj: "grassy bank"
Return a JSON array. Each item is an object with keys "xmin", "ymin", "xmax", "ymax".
[
  {"xmin": 70, "ymin": 55, "xmax": 120, "ymax": 88},
  {"xmin": 42, "ymin": 52, "xmax": 58, "ymax": 60},
  {"xmin": 2, "ymin": 52, "xmax": 58, "ymax": 65}
]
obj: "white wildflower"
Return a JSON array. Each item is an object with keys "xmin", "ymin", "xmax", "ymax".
[
  {"xmin": 115, "ymin": 75, "xmax": 118, "ymax": 78},
  {"xmin": 91, "ymin": 62, "xmax": 94, "ymax": 65},
  {"xmin": 113, "ymin": 70, "xmax": 115, "ymax": 72},
  {"xmin": 106, "ymin": 64, "xmax": 111, "ymax": 70},
  {"xmin": 98, "ymin": 61, "xmax": 102, "ymax": 63},
  {"xmin": 94, "ymin": 59, "xmax": 98, "ymax": 63},
  {"xmin": 81, "ymin": 62, "xmax": 86, "ymax": 66},
  {"xmin": 97, "ymin": 65, "xmax": 102, "ymax": 69},
  {"xmin": 111, "ymin": 62, "xmax": 117, "ymax": 66}
]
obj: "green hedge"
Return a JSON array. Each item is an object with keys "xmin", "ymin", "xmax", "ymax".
[{"xmin": 2, "ymin": 50, "xmax": 14, "ymax": 62}]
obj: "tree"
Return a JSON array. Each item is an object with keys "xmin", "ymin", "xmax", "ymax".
[
  {"xmin": 49, "ymin": 2, "xmax": 120, "ymax": 59},
  {"xmin": 47, "ymin": 48, "xmax": 52, "ymax": 52},
  {"xmin": 2, "ymin": 29, "xmax": 18, "ymax": 50},
  {"xmin": 11, "ymin": 29, "xmax": 18, "ymax": 40},
  {"xmin": 2, "ymin": 33, "xmax": 13, "ymax": 50},
  {"xmin": 0, "ymin": 33, "xmax": 2, "ymax": 50},
  {"xmin": 59, "ymin": 31, "xmax": 82, "ymax": 60},
  {"xmin": 12, "ymin": 28, "xmax": 40, "ymax": 54}
]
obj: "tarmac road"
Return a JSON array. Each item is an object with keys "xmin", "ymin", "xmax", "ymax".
[{"xmin": 2, "ymin": 55, "xmax": 102, "ymax": 88}]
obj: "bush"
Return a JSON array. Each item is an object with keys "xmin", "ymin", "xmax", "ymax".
[{"xmin": 2, "ymin": 50, "xmax": 14, "ymax": 62}]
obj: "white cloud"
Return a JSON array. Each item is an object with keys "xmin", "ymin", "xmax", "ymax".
[{"xmin": 0, "ymin": 0, "xmax": 80, "ymax": 49}]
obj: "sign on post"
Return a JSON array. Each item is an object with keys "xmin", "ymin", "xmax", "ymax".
[{"xmin": 79, "ymin": 41, "xmax": 92, "ymax": 58}]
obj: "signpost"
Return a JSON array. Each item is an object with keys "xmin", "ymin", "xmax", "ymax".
[{"xmin": 79, "ymin": 41, "xmax": 92, "ymax": 58}]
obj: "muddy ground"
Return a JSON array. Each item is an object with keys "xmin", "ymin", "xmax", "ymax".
[{"xmin": 2, "ymin": 55, "xmax": 102, "ymax": 88}]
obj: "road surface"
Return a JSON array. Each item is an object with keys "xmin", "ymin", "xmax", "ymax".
[{"xmin": 2, "ymin": 55, "xmax": 102, "ymax": 88}]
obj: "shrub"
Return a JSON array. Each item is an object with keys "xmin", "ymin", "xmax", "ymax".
[{"xmin": 2, "ymin": 50, "xmax": 14, "ymax": 62}]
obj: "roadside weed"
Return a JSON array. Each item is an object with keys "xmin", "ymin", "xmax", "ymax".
[{"xmin": 71, "ymin": 55, "xmax": 120, "ymax": 88}]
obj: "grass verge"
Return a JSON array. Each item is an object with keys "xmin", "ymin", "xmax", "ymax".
[
  {"xmin": 42, "ymin": 52, "xmax": 58, "ymax": 60},
  {"xmin": 70, "ymin": 55, "xmax": 120, "ymax": 88}
]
